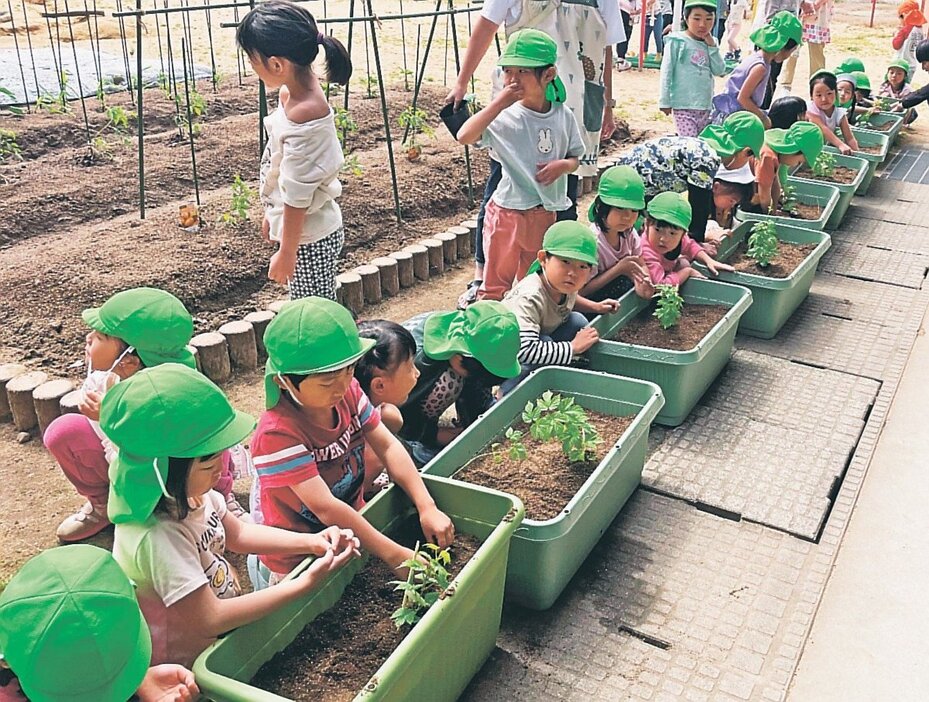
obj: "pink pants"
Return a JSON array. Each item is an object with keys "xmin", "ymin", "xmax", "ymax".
[
  {"xmin": 478, "ymin": 200, "xmax": 557, "ymax": 301},
  {"xmin": 672, "ymin": 109, "xmax": 712, "ymax": 137},
  {"xmin": 45, "ymin": 413, "xmax": 234, "ymax": 513}
]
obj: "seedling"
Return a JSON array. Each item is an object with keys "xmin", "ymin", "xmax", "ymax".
[
  {"xmin": 393, "ymin": 66, "xmax": 414, "ymax": 91},
  {"xmin": 653, "ymin": 284, "xmax": 684, "ymax": 329},
  {"xmin": 333, "ymin": 106, "xmax": 357, "ymax": 149},
  {"xmin": 776, "ymin": 183, "xmax": 800, "ymax": 216},
  {"xmin": 390, "ymin": 542, "xmax": 452, "ymax": 629},
  {"xmin": 747, "ymin": 220, "xmax": 779, "ymax": 267},
  {"xmin": 363, "ymin": 73, "xmax": 379, "ymax": 97},
  {"xmin": 398, "ymin": 106, "xmax": 435, "ymax": 161},
  {"xmin": 174, "ymin": 87, "xmax": 207, "ymax": 138},
  {"xmin": 0, "ymin": 129, "xmax": 23, "ymax": 162},
  {"xmin": 105, "ymin": 105, "xmax": 132, "ymax": 133},
  {"xmin": 221, "ymin": 174, "xmax": 254, "ymax": 224},
  {"xmin": 491, "ymin": 426, "xmax": 527, "ymax": 463},
  {"xmin": 0, "ymin": 87, "xmax": 24, "ymax": 116},
  {"xmin": 340, "ymin": 154, "xmax": 363, "ymax": 177},
  {"xmin": 811, "ymin": 151, "xmax": 836, "ymax": 179},
  {"xmin": 35, "ymin": 71, "xmax": 71, "ymax": 113}
]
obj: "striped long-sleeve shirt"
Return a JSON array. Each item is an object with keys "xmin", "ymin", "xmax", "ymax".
[{"xmin": 503, "ymin": 272, "xmax": 577, "ymax": 367}]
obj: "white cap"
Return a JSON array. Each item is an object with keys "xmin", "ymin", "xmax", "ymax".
[{"xmin": 715, "ymin": 162, "xmax": 755, "ymax": 184}]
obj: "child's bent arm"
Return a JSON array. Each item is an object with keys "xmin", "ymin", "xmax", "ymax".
[
  {"xmin": 839, "ymin": 116, "xmax": 859, "ymax": 151},
  {"xmin": 448, "ymin": 17, "xmax": 500, "ymax": 105},
  {"xmin": 268, "ymin": 205, "xmax": 307, "ymax": 285},
  {"xmin": 709, "ymin": 42, "xmax": 727, "ymax": 76},
  {"xmin": 807, "ymin": 114, "xmax": 846, "ymax": 151},
  {"xmin": 517, "ymin": 330, "xmax": 574, "ymax": 366},
  {"xmin": 222, "ymin": 512, "xmax": 336, "ymax": 558},
  {"xmin": 737, "ymin": 65, "xmax": 771, "ymax": 127},
  {"xmin": 457, "ymin": 89, "xmax": 514, "ymax": 145}
]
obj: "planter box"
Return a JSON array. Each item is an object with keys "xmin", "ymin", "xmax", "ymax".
[
  {"xmin": 422, "ymin": 368, "xmax": 663, "ymax": 610},
  {"xmin": 787, "ymin": 154, "xmax": 868, "ymax": 229},
  {"xmin": 587, "ymin": 278, "xmax": 752, "ymax": 426},
  {"xmin": 855, "ymin": 112, "xmax": 904, "ymax": 145},
  {"xmin": 825, "ymin": 129, "xmax": 890, "ymax": 194},
  {"xmin": 693, "ymin": 221, "xmax": 831, "ymax": 339},
  {"xmin": 192, "ymin": 476, "xmax": 524, "ymax": 702},
  {"xmin": 734, "ymin": 180, "xmax": 840, "ymax": 232}
]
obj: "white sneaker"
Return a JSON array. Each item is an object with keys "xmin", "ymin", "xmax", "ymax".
[
  {"xmin": 615, "ymin": 59, "xmax": 633, "ymax": 72},
  {"xmin": 57, "ymin": 501, "xmax": 110, "ymax": 542}
]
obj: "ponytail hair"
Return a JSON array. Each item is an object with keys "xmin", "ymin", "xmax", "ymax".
[{"xmin": 236, "ymin": 0, "xmax": 352, "ymax": 85}]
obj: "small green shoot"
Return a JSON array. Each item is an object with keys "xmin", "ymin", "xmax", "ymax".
[
  {"xmin": 340, "ymin": 154, "xmax": 364, "ymax": 177},
  {"xmin": 811, "ymin": 151, "xmax": 836, "ymax": 179},
  {"xmin": 333, "ymin": 106, "xmax": 357, "ymax": 149},
  {"xmin": 390, "ymin": 542, "xmax": 452, "ymax": 629},
  {"xmin": 747, "ymin": 220, "xmax": 779, "ymax": 267},
  {"xmin": 778, "ymin": 183, "xmax": 799, "ymax": 216},
  {"xmin": 398, "ymin": 106, "xmax": 435, "ymax": 155},
  {"xmin": 0, "ymin": 87, "xmax": 24, "ymax": 116},
  {"xmin": 491, "ymin": 426, "xmax": 527, "ymax": 463},
  {"xmin": 221, "ymin": 174, "xmax": 254, "ymax": 224},
  {"xmin": 653, "ymin": 284, "xmax": 684, "ymax": 330},
  {"xmin": 363, "ymin": 73, "xmax": 379, "ymax": 97},
  {"xmin": 0, "ymin": 129, "xmax": 23, "ymax": 162}
]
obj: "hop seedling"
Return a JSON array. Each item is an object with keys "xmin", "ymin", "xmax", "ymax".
[
  {"xmin": 811, "ymin": 152, "xmax": 836, "ymax": 179},
  {"xmin": 779, "ymin": 184, "xmax": 800, "ymax": 216},
  {"xmin": 653, "ymin": 284, "xmax": 684, "ymax": 330},
  {"xmin": 398, "ymin": 106, "xmax": 435, "ymax": 159},
  {"xmin": 221, "ymin": 174, "xmax": 254, "ymax": 224},
  {"xmin": 390, "ymin": 542, "xmax": 452, "ymax": 629},
  {"xmin": 333, "ymin": 107, "xmax": 357, "ymax": 149},
  {"xmin": 747, "ymin": 220, "xmax": 779, "ymax": 267},
  {"xmin": 0, "ymin": 129, "xmax": 22, "ymax": 163},
  {"xmin": 522, "ymin": 391, "xmax": 602, "ymax": 463}
]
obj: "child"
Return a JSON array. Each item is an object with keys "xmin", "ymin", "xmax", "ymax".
[
  {"xmin": 769, "ymin": 95, "xmax": 809, "ymax": 128},
  {"xmin": 893, "ymin": 0, "xmax": 927, "ymax": 82},
  {"xmin": 834, "ymin": 57, "xmax": 865, "ymax": 75},
  {"xmin": 457, "ymin": 29, "xmax": 584, "ymax": 301},
  {"xmin": 806, "ymin": 70, "xmax": 859, "ymax": 154},
  {"xmin": 836, "ymin": 73, "xmax": 859, "ymax": 124},
  {"xmin": 237, "ymin": 0, "xmax": 351, "ymax": 300},
  {"xmin": 853, "ymin": 71, "xmax": 875, "ymax": 108},
  {"xmin": 250, "ymin": 298, "xmax": 454, "ymax": 588},
  {"xmin": 881, "ymin": 59, "xmax": 919, "ymax": 124},
  {"xmin": 582, "ymin": 165, "xmax": 654, "ymax": 302},
  {"xmin": 0, "ymin": 545, "xmax": 200, "ymax": 702},
  {"xmin": 395, "ymin": 302, "xmax": 522, "ymax": 463},
  {"xmin": 43, "ymin": 287, "xmax": 244, "ymax": 543},
  {"xmin": 711, "ymin": 10, "xmax": 803, "ymax": 127},
  {"xmin": 896, "ymin": 41, "xmax": 929, "ymax": 111},
  {"xmin": 778, "ymin": 0, "xmax": 834, "ymax": 94},
  {"xmin": 645, "ymin": 0, "xmax": 673, "ymax": 61},
  {"xmin": 659, "ymin": 0, "xmax": 728, "ymax": 137},
  {"xmin": 640, "ymin": 191, "xmax": 734, "ymax": 286},
  {"xmin": 710, "ymin": 167, "xmax": 756, "ymax": 232},
  {"xmin": 102, "ymin": 364, "xmax": 360, "ymax": 667},
  {"xmin": 723, "ymin": 0, "xmax": 751, "ymax": 61},
  {"xmin": 752, "ymin": 121, "xmax": 824, "ymax": 213},
  {"xmin": 501, "ymin": 221, "xmax": 620, "ymax": 394}
]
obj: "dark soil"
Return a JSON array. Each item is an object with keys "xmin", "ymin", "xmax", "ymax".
[
  {"xmin": 849, "ymin": 143, "xmax": 883, "ymax": 155},
  {"xmin": 612, "ymin": 303, "xmax": 731, "ymax": 351},
  {"xmin": 772, "ymin": 202, "xmax": 823, "ymax": 220},
  {"xmin": 726, "ymin": 240, "xmax": 817, "ymax": 278},
  {"xmin": 859, "ymin": 120, "xmax": 894, "ymax": 132},
  {"xmin": 455, "ymin": 411, "xmax": 633, "ymax": 521},
  {"xmin": 795, "ymin": 164, "xmax": 859, "ymax": 184},
  {"xmin": 251, "ymin": 529, "xmax": 482, "ymax": 702}
]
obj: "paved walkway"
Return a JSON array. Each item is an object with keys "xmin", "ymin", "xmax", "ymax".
[{"xmin": 460, "ymin": 155, "xmax": 929, "ymax": 700}]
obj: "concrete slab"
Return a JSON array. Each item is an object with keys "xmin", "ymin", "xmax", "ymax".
[
  {"xmin": 846, "ymin": 198, "xmax": 929, "ymax": 228},
  {"xmin": 867, "ymin": 176, "xmax": 929, "ymax": 202},
  {"xmin": 804, "ymin": 273, "xmax": 927, "ymax": 333},
  {"xmin": 819, "ymin": 240, "xmax": 929, "ymax": 289},
  {"xmin": 835, "ymin": 218, "xmax": 929, "ymax": 256},
  {"xmin": 880, "ymin": 146, "xmax": 929, "ymax": 184}
]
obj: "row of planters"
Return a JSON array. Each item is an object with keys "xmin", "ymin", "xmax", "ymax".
[{"xmin": 189, "ymin": 114, "xmax": 899, "ymax": 702}]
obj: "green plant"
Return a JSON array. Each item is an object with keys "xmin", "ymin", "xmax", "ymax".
[
  {"xmin": 321, "ymin": 81, "xmax": 341, "ymax": 97},
  {"xmin": 494, "ymin": 391, "xmax": 602, "ymax": 464},
  {"xmin": 340, "ymin": 154, "xmax": 363, "ymax": 177},
  {"xmin": 491, "ymin": 426, "xmax": 527, "ymax": 463},
  {"xmin": 174, "ymin": 87, "xmax": 206, "ymax": 138},
  {"xmin": 363, "ymin": 73, "xmax": 379, "ymax": 97},
  {"xmin": 390, "ymin": 542, "xmax": 452, "ymax": 629},
  {"xmin": 221, "ymin": 174, "xmax": 254, "ymax": 224},
  {"xmin": 811, "ymin": 151, "xmax": 836, "ymax": 179},
  {"xmin": 35, "ymin": 72, "xmax": 70, "ymax": 114},
  {"xmin": 156, "ymin": 71, "xmax": 172, "ymax": 99},
  {"xmin": 398, "ymin": 106, "xmax": 435, "ymax": 151},
  {"xmin": 333, "ymin": 106, "xmax": 357, "ymax": 149},
  {"xmin": 393, "ymin": 66, "xmax": 414, "ymax": 90},
  {"xmin": 653, "ymin": 284, "xmax": 684, "ymax": 329},
  {"xmin": 0, "ymin": 87, "xmax": 24, "ymax": 116},
  {"xmin": 775, "ymin": 183, "xmax": 799, "ymax": 215},
  {"xmin": 105, "ymin": 105, "xmax": 133, "ymax": 133},
  {"xmin": 0, "ymin": 128, "xmax": 23, "ymax": 162},
  {"xmin": 747, "ymin": 220, "xmax": 779, "ymax": 267}
]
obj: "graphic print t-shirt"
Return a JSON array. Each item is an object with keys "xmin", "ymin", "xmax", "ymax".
[{"xmin": 251, "ymin": 378, "xmax": 381, "ymax": 574}]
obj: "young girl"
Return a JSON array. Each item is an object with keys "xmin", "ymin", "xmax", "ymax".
[
  {"xmin": 779, "ymin": 0, "xmax": 834, "ymax": 93},
  {"xmin": 711, "ymin": 10, "xmax": 803, "ymax": 127},
  {"xmin": 836, "ymin": 73, "xmax": 859, "ymax": 124},
  {"xmin": 103, "ymin": 364, "xmax": 360, "ymax": 667},
  {"xmin": 659, "ymin": 0, "xmax": 728, "ymax": 136},
  {"xmin": 250, "ymin": 298, "xmax": 455, "ymax": 588},
  {"xmin": 640, "ymin": 192, "xmax": 734, "ymax": 286},
  {"xmin": 769, "ymin": 95, "xmax": 808, "ymax": 128},
  {"xmin": 723, "ymin": 0, "xmax": 751, "ymax": 62},
  {"xmin": 752, "ymin": 121, "xmax": 824, "ymax": 213},
  {"xmin": 893, "ymin": 0, "xmax": 927, "ymax": 82},
  {"xmin": 582, "ymin": 165, "xmax": 654, "ymax": 302},
  {"xmin": 237, "ymin": 0, "xmax": 351, "ymax": 300},
  {"xmin": 853, "ymin": 71, "xmax": 875, "ymax": 108},
  {"xmin": 806, "ymin": 71, "xmax": 859, "ymax": 154},
  {"xmin": 396, "ymin": 302, "xmax": 521, "ymax": 464},
  {"xmin": 880, "ymin": 59, "xmax": 918, "ymax": 124},
  {"xmin": 896, "ymin": 41, "xmax": 929, "ymax": 113}
]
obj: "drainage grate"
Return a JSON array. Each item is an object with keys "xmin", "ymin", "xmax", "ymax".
[{"xmin": 881, "ymin": 146, "xmax": 929, "ymax": 184}]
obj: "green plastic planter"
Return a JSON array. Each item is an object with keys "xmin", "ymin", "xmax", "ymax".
[
  {"xmin": 693, "ymin": 221, "xmax": 831, "ymax": 339},
  {"xmin": 192, "ymin": 476, "xmax": 524, "ymax": 702},
  {"xmin": 587, "ymin": 278, "xmax": 752, "ymax": 426},
  {"xmin": 734, "ymin": 180, "xmax": 840, "ymax": 232},
  {"xmin": 422, "ymin": 367, "xmax": 663, "ymax": 610},
  {"xmin": 855, "ymin": 112, "xmax": 904, "ymax": 144},
  {"xmin": 787, "ymin": 154, "xmax": 868, "ymax": 229},
  {"xmin": 825, "ymin": 129, "xmax": 890, "ymax": 194}
]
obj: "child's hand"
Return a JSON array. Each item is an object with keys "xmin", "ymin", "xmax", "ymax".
[
  {"xmin": 570, "ymin": 327, "xmax": 600, "ymax": 355},
  {"xmin": 682, "ymin": 266, "xmax": 706, "ymax": 281},
  {"xmin": 494, "ymin": 82, "xmax": 523, "ymax": 109},
  {"xmin": 617, "ymin": 256, "xmax": 649, "ymax": 282},
  {"xmin": 436, "ymin": 425, "xmax": 464, "ymax": 446},
  {"xmin": 261, "ymin": 216, "xmax": 271, "ymax": 242},
  {"xmin": 420, "ymin": 504, "xmax": 455, "ymax": 548},
  {"xmin": 314, "ymin": 525, "xmax": 361, "ymax": 559},
  {"xmin": 705, "ymin": 259, "xmax": 734, "ymax": 276},
  {"xmin": 136, "ymin": 664, "xmax": 200, "ymax": 702},
  {"xmin": 633, "ymin": 275, "xmax": 655, "ymax": 299},
  {"xmin": 297, "ymin": 538, "xmax": 358, "ymax": 591},
  {"xmin": 701, "ymin": 239, "xmax": 720, "ymax": 257},
  {"xmin": 598, "ymin": 299, "xmax": 620, "ymax": 315},
  {"xmin": 838, "ymin": 142, "xmax": 853, "ymax": 155},
  {"xmin": 268, "ymin": 248, "xmax": 297, "ymax": 286},
  {"xmin": 78, "ymin": 389, "xmax": 103, "ymax": 421},
  {"xmin": 535, "ymin": 159, "xmax": 570, "ymax": 186}
]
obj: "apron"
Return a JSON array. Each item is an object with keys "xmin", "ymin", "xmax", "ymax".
[{"xmin": 493, "ymin": 0, "xmax": 609, "ymax": 177}]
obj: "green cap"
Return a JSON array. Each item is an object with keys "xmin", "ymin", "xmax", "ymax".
[
  {"xmin": 810, "ymin": 68, "xmax": 837, "ymax": 82},
  {"xmin": 422, "ymin": 302, "xmax": 521, "ymax": 379},
  {"xmin": 764, "ymin": 121, "xmax": 824, "ymax": 166},
  {"xmin": 81, "ymin": 287, "xmax": 196, "ymax": 369},
  {"xmin": 540, "ymin": 220, "xmax": 599, "ymax": 265},
  {"xmin": 887, "ymin": 58, "xmax": 911, "ymax": 83},
  {"xmin": 498, "ymin": 28, "xmax": 567, "ymax": 103},
  {"xmin": 647, "ymin": 192, "xmax": 693, "ymax": 230},
  {"xmin": 698, "ymin": 124, "xmax": 740, "ymax": 158},
  {"xmin": 0, "ymin": 545, "xmax": 151, "ymax": 702},
  {"xmin": 101, "ymin": 364, "xmax": 256, "ymax": 523},
  {"xmin": 263, "ymin": 297, "xmax": 375, "ymax": 409},
  {"xmin": 723, "ymin": 111, "xmax": 765, "ymax": 156},
  {"xmin": 749, "ymin": 10, "xmax": 803, "ymax": 52},
  {"xmin": 834, "ymin": 57, "xmax": 866, "ymax": 75},
  {"xmin": 683, "ymin": 0, "xmax": 717, "ymax": 8},
  {"xmin": 588, "ymin": 165, "xmax": 645, "ymax": 221},
  {"xmin": 852, "ymin": 71, "xmax": 871, "ymax": 90}
]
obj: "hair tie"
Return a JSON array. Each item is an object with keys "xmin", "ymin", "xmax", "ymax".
[{"xmin": 318, "ymin": 31, "xmax": 326, "ymax": 44}]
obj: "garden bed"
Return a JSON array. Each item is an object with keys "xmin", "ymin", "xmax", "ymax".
[
  {"xmin": 727, "ymin": 240, "xmax": 816, "ymax": 278},
  {"xmin": 793, "ymin": 164, "xmax": 859, "ymax": 185},
  {"xmin": 827, "ymin": 129, "xmax": 890, "ymax": 194},
  {"xmin": 788, "ymin": 154, "xmax": 868, "ymax": 228},
  {"xmin": 611, "ymin": 303, "xmax": 730, "ymax": 351},
  {"xmin": 735, "ymin": 180, "xmax": 839, "ymax": 232},
  {"xmin": 770, "ymin": 202, "xmax": 823, "ymax": 220}
]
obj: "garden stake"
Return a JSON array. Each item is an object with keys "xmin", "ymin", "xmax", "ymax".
[
  {"xmin": 443, "ymin": 4, "xmax": 449, "ymax": 85},
  {"xmin": 84, "ymin": 0, "xmax": 105, "ymax": 102},
  {"xmin": 163, "ymin": 3, "xmax": 183, "ymax": 138},
  {"xmin": 181, "ymin": 37, "xmax": 201, "ymax": 207},
  {"xmin": 233, "ymin": 3, "xmax": 244, "ymax": 86},
  {"xmin": 405, "ymin": 0, "xmax": 441, "ymax": 146},
  {"xmin": 41, "ymin": 7, "xmax": 64, "ymax": 107},
  {"xmin": 363, "ymin": 15, "xmax": 372, "ymax": 98},
  {"xmin": 151, "ymin": 0, "xmax": 166, "ymax": 79},
  {"xmin": 52, "ymin": 0, "xmax": 68, "ymax": 110},
  {"xmin": 5, "ymin": 0, "xmax": 31, "ymax": 112},
  {"xmin": 365, "ymin": 0, "xmax": 402, "ymax": 222},
  {"xmin": 136, "ymin": 0, "xmax": 145, "ymax": 217},
  {"xmin": 340, "ymin": 0, "xmax": 356, "ymax": 137},
  {"xmin": 62, "ymin": 0, "xmax": 93, "ymax": 147},
  {"xmin": 20, "ymin": 0, "xmax": 41, "ymax": 107},
  {"xmin": 399, "ymin": 0, "xmax": 410, "ymax": 90},
  {"xmin": 203, "ymin": 0, "xmax": 218, "ymax": 91},
  {"xmin": 90, "ymin": 0, "xmax": 104, "ymax": 84},
  {"xmin": 445, "ymin": 0, "xmax": 473, "ymax": 206},
  {"xmin": 113, "ymin": 0, "xmax": 135, "ymax": 103},
  {"xmin": 180, "ymin": 0, "xmax": 197, "ymax": 88}
]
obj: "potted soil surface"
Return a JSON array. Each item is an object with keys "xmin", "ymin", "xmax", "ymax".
[
  {"xmin": 192, "ymin": 475, "xmax": 524, "ymax": 702},
  {"xmin": 826, "ymin": 129, "xmax": 890, "ymax": 194},
  {"xmin": 734, "ymin": 180, "xmax": 839, "ymax": 231},
  {"xmin": 789, "ymin": 153, "xmax": 868, "ymax": 227},
  {"xmin": 422, "ymin": 367, "xmax": 664, "ymax": 610},
  {"xmin": 587, "ymin": 278, "xmax": 752, "ymax": 426},
  {"xmin": 854, "ymin": 112, "xmax": 904, "ymax": 144},
  {"xmin": 693, "ymin": 220, "xmax": 831, "ymax": 339}
]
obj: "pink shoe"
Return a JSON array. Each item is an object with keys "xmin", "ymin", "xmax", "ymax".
[{"xmin": 56, "ymin": 501, "xmax": 110, "ymax": 542}]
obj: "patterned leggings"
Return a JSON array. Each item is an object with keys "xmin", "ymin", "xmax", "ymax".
[
  {"xmin": 288, "ymin": 227, "xmax": 344, "ymax": 300},
  {"xmin": 673, "ymin": 109, "xmax": 712, "ymax": 137}
]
